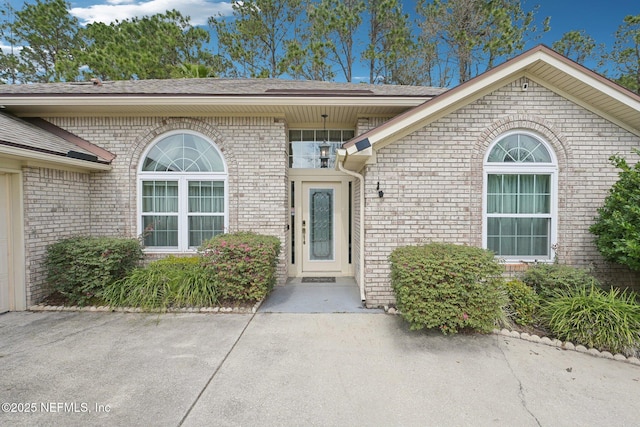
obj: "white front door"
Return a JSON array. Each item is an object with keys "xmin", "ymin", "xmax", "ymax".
[
  {"xmin": 301, "ymin": 182, "xmax": 343, "ymax": 274},
  {"xmin": 0, "ymin": 174, "xmax": 10, "ymax": 314}
]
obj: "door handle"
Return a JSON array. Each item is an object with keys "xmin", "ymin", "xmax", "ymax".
[{"xmin": 302, "ymin": 220, "xmax": 306, "ymax": 244}]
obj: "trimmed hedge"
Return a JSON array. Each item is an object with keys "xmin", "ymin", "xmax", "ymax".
[
  {"xmin": 45, "ymin": 236, "xmax": 143, "ymax": 305},
  {"xmin": 390, "ymin": 243, "xmax": 506, "ymax": 334},
  {"xmin": 200, "ymin": 232, "xmax": 281, "ymax": 302},
  {"xmin": 502, "ymin": 279, "xmax": 540, "ymax": 326}
]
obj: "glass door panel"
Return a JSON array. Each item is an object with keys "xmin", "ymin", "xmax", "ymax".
[
  {"xmin": 301, "ymin": 182, "xmax": 342, "ymax": 274},
  {"xmin": 309, "ymin": 189, "xmax": 334, "ymax": 261}
]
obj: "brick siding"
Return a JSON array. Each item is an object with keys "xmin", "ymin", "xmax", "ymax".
[
  {"xmin": 22, "ymin": 167, "xmax": 92, "ymax": 304},
  {"xmin": 362, "ymin": 78, "xmax": 640, "ymax": 307},
  {"xmin": 28, "ymin": 116, "xmax": 289, "ymax": 304}
]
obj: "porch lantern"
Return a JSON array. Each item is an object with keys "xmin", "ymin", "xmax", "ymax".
[
  {"xmin": 319, "ymin": 113, "xmax": 330, "ymax": 168},
  {"xmin": 319, "ymin": 142, "xmax": 330, "ymax": 168}
]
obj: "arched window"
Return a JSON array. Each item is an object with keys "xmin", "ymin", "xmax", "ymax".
[
  {"xmin": 138, "ymin": 131, "xmax": 227, "ymax": 251},
  {"xmin": 483, "ymin": 131, "xmax": 557, "ymax": 261}
]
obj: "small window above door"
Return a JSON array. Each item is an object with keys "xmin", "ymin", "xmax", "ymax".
[{"xmin": 288, "ymin": 129, "xmax": 355, "ymax": 169}]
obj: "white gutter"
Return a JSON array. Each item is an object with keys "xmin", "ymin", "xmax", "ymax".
[
  {"xmin": 0, "ymin": 145, "xmax": 112, "ymax": 171},
  {"xmin": 336, "ymin": 149, "xmax": 366, "ymax": 304}
]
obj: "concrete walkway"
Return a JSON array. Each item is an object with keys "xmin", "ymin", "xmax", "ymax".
[
  {"xmin": 1, "ymin": 299, "xmax": 639, "ymax": 426},
  {"xmin": 259, "ymin": 278, "xmax": 383, "ymax": 313}
]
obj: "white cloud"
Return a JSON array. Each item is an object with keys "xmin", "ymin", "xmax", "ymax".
[
  {"xmin": 0, "ymin": 45, "xmax": 23, "ymax": 55},
  {"xmin": 69, "ymin": 0, "xmax": 234, "ymax": 26}
]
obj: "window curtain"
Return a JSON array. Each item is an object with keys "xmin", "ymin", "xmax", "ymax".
[
  {"xmin": 141, "ymin": 181, "xmax": 179, "ymax": 247},
  {"xmin": 487, "ymin": 174, "xmax": 550, "ymax": 257},
  {"xmin": 188, "ymin": 181, "xmax": 225, "ymax": 247}
]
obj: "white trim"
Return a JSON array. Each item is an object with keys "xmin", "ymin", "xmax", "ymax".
[
  {"xmin": 137, "ymin": 130, "xmax": 229, "ymax": 252},
  {"xmin": 0, "ymin": 145, "xmax": 111, "ymax": 171},
  {"xmin": 482, "ymin": 131, "xmax": 558, "ymax": 262}
]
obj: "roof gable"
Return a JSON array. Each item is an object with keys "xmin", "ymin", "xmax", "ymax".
[{"xmin": 343, "ymin": 45, "xmax": 640, "ymax": 159}]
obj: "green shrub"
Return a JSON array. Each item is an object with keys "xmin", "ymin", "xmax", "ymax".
[
  {"xmin": 589, "ymin": 150, "xmax": 640, "ymax": 271},
  {"xmin": 45, "ymin": 236, "xmax": 143, "ymax": 305},
  {"xmin": 522, "ymin": 263, "xmax": 600, "ymax": 300},
  {"xmin": 502, "ymin": 279, "xmax": 540, "ymax": 326},
  {"xmin": 200, "ymin": 232, "xmax": 281, "ymax": 302},
  {"xmin": 102, "ymin": 256, "xmax": 219, "ymax": 310},
  {"xmin": 541, "ymin": 286, "xmax": 640, "ymax": 356},
  {"xmin": 390, "ymin": 243, "xmax": 506, "ymax": 334}
]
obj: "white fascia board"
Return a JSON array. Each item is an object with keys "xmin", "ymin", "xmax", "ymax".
[
  {"xmin": 0, "ymin": 145, "xmax": 111, "ymax": 171},
  {"xmin": 363, "ymin": 55, "xmax": 544, "ymax": 150},
  {"xmin": 538, "ymin": 54, "xmax": 640, "ymax": 111},
  {"xmin": 0, "ymin": 95, "xmax": 431, "ymax": 108}
]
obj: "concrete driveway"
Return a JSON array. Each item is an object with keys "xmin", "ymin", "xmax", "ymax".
[{"xmin": 1, "ymin": 311, "xmax": 639, "ymax": 427}]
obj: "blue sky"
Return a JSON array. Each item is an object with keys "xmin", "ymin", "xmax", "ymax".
[{"xmin": 3, "ymin": 0, "xmax": 638, "ymax": 81}]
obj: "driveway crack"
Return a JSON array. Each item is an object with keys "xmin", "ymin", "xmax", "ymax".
[
  {"xmin": 496, "ymin": 336, "xmax": 542, "ymax": 427},
  {"xmin": 177, "ymin": 310, "xmax": 258, "ymax": 426}
]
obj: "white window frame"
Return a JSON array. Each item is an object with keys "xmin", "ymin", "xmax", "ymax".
[
  {"xmin": 137, "ymin": 130, "xmax": 229, "ymax": 252},
  {"xmin": 482, "ymin": 130, "xmax": 558, "ymax": 262}
]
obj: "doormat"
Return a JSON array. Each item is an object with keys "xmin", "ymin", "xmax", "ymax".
[{"xmin": 301, "ymin": 277, "xmax": 336, "ymax": 283}]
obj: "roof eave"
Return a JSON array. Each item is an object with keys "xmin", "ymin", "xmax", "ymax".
[
  {"xmin": 344, "ymin": 45, "xmax": 640, "ymax": 151},
  {"xmin": 0, "ymin": 144, "xmax": 112, "ymax": 171}
]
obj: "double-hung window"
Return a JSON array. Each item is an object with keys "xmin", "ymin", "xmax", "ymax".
[
  {"xmin": 483, "ymin": 131, "xmax": 557, "ymax": 261},
  {"xmin": 138, "ymin": 131, "xmax": 227, "ymax": 251}
]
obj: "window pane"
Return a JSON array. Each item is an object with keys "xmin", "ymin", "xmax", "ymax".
[
  {"xmin": 189, "ymin": 181, "xmax": 224, "ymax": 213},
  {"xmin": 143, "ymin": 215, "xmax": 178, "ymax": 247},
  {"xmin": 488, "ymin": 133, "xmax": 551, "ymax": 163},
  {"xmin": 289, "ymin": 129, "xmax": 354, "ymax": 169},
  {"xmin": 502, "ymin": 175, "xmax": 518, "ymax": 214},
  {"xmin": 142, "ymin": 133, "xmax": 224, "ymax": 172},
  {"xmin": 302, "ymin": 130, "xmax": 314, "ymax": 141},
  {"xmin": 189, "ymin": 216, "xmax": 224, "ymax": 247},
  {"xmin": 142, "ymin": 181, "xmax": 178, "ymax": 213},
  {"xmin": 487, "ymin": 217, "xmax": 549, "ymax": 257},
  {"xmin": 488, "ymin": 174, "xmax": 551, "ymax": 215}
]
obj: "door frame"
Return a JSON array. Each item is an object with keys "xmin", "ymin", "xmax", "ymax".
[
  {"xmin": 302, "ymin": 182, "xmax": 341, "ymax": 273},
  {"xmin": 288, "ymin": 170, "xmax": 353, "ymax": 278},
  {"xmin": 0, "ymin": 165, "xmax": 26, "ymax": 312}
]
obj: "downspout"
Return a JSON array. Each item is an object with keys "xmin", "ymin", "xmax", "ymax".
[{"xmin": 336, "ymin": 150, "xmax": 366, "ymax": 304}]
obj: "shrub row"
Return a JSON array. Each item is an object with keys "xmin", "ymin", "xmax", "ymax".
[
  {"xmin": 390, "ymin": 242, "xmax": 640, "ymax": 356},
  {"xmin": 45, "ymin": 236, "xmax": 143, "ymax": 305},
  {"xmin": 46, "ymin": 232, "xmax": 280, "ymax": 309}
]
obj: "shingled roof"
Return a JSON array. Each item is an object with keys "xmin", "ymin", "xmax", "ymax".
[
  {"xmin": 0, "ymin": 78, "xmax": 445, "ymax": 97},
  {"xmin": 0, "ymin": 112, "xmax": 113, "ymax": 166}
]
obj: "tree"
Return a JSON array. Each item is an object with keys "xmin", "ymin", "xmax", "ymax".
[
  {"xmin": 590, "ymin": 150, "xmax": 640, "ymax": 272},
  {"xmin": 608, "ymin": 14, "xmax": 640, "ymax": 94},
  {"xmin": 363, "ymin": 0, "xmax": 422, "ymax": 85},
  {"xmin": 0, "ymin": 0, "xmax": 81, "ymax": 83},
  {"xmin": 417, "ymin": 0, "xmax": 549, "ymax": 85},
  {"xmin": 307, "ymin": 0, "xmax": 365, "ymax": 82},
  {"xmin": 552, "ymin": 30, "xmax": 600, "ymax": 65},
  {"xmin": 77, "ymin": 10, "xmax": 219, "ymax": 81},
  {"xmin": 209, "ymin": 0, "xmax": 304, "ymax": 78}
]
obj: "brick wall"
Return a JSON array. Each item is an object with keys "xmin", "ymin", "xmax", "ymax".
[
  {"xmin": 362, "ymin": 78, "xmax": 640, "ymax": 307},
  {"xmin": 22, "ymin": 167, "xmax": 92, "ymax": 304},
  {"xmin": 46, "ymin": 116, "xmax": 289, "ymax": 285}
]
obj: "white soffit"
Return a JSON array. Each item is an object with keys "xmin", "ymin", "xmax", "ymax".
[{"xmin": 347, "ymin": 47, "xmax": 640, "ymax": 152}]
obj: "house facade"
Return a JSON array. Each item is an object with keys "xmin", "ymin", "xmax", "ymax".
[{"xmin": 1, "ymin": 45, "xmax": 639, "ymax": 311}]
